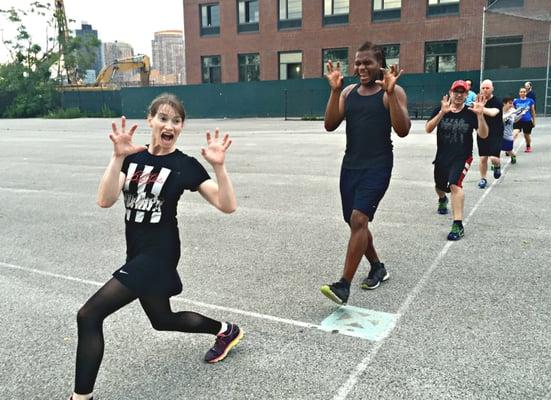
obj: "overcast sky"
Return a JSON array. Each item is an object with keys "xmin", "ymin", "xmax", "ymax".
[{"xmin": 0, "ymin": 0, "xmax": 184, "ymax": 63}]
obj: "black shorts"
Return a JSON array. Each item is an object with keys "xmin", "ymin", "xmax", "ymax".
[
  {"xmin": 513, "ymin": 120, "xmax": 534, "ymax": 134},
  {"xmin": 477, "ymin": 134, "xmax": 501, "ymax": 157},
  {"xmin": 340, "ymin": 164, "xmax": 392, "ymax": 223},
  {"xmin": 113, "ymin": 223, "xmax": 183, "ymax": 297},
  {"xmin": 433, "ymin": 156, "xmax": 473, "ymax": 193}
]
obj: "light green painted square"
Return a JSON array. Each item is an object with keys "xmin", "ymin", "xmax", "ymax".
[{"xmin": 319, "ymin": 305, "xmax": 399, "ymax": 341}]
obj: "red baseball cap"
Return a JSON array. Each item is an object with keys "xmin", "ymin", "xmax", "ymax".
[{"xmin": 450, "ymin": 80, "xmax": 468, "ymax": 91}]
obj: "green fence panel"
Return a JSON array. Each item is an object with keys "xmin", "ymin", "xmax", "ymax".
[
  {"xmin": 59, "ymin": 67, "xmax": 547, "ymax": 119},
  {"xmin": 60, "ymin": 88, "xmax": 122, "ymax": 116}
]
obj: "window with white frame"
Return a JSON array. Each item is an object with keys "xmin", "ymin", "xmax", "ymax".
[
  {"xmin": 279, "ymin": 52, "xmax": 302, "ymax": 80},
  {"xmin": 323, "ymin": 0, "xmax": 349, "ymax": 25},
  {"xmin": 424, "ymin": 41, "xmax": 457, "ymax": 73},
  {"xmin": 200, "ymin": 3, "xmax": 220, "ymax": 36},
  {"xmin": 201, "ymin": 55, "xmax": 221, "ymax": 83},
  {"xmin": 373, "ymin": 0, "xmax": 401, "ymax": 21},
  {"xmin": 322, "ymin": 48, "xmax": 349, "ymax": 77}
]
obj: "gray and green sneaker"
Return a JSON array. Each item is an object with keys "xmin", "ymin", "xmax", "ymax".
[
  {"xmin": 447, "ymin": 223, "xmax": 465, "ymax": 241},
  {"xmin": 437, "ymin": 196, "xmax": 448, "ymax": 215}
]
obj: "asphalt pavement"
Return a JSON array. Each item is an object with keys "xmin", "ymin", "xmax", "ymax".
[{"xmin": 0, "ymin": 116, "xmax": 550, "ymax": 400}]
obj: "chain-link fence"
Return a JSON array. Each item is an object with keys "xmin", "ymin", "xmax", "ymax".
[{"xmin": 481, "ymin": 0, "xmax": 551, "ymax": 115}]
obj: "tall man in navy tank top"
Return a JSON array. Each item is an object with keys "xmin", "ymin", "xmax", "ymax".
[
  {"xmin": 426, "ymin": 80, "xmax": 488, "ymax": 241},
  {"xmin": 320, "ymin": 41, "xmax": 411, "ymax": 305}
]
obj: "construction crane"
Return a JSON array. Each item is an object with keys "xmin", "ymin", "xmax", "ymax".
[
  {"xmin": 95, "ymin": 54, "xmax": 151, "ymax": 86},
  {"xmin": 54, "ymin": 0, "xmax": 78, "ymax": 84}
]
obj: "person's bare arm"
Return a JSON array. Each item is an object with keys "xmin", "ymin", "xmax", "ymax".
[
  {"xmin": 379, "ymin": 65, "xmax": 410, "ymax": 137},
  {"xmin": 97, "ymin": 116, "xmax": 146, "ymax": 208}
]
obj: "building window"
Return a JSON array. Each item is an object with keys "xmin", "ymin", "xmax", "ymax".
[
  {"xmin": 238, "ymin": 53, "xmax": 260, "ymax": 81},
  {"xmin": 484, "ymin": 36, "xmax": 522, "ymax": 69},
  {"xmin": 373, "ymin": 0, "xmax": 401, "ymax": 21},
  {"xmin": 424, "ymin": 41, "xmax": 457, "ymax": 73},
  {"xmin": 323, "ymin": 0, "xmax": 349, "ymax": 25},
  {"xmin": 279, "ymin": 0, "xmax": 302, "ymax": 29},
  {"xmin": 487, "ymin": 0, "xmax": 523, "ymax": 7},
  {"xmin": 238, "ymin": 0, "xmax": 259, "ymax": 33},
  {"xmin": 201, "ymin": 55, "xmax": 221, "ymax": 83},
  {"xmin": 382, "ymin": 44, "xmax": 400, "ymax": 66},
  {"xmin": 322, "ymin": 48, "xmax": 349, "ymax": 76},
  {"xmin": 279, "ymin": 52, "xmax": 302, "ymax": 80},
  {"xmin": 200, "ymin": 3, "xmax": 220, "ymax": 36},
  {"xmin": 427, "ymin": 0, "xmax": 460, "ymax": 17}
]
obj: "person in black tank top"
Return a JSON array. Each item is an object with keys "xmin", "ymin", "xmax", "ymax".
[
  {"xmin": 69, "ymin": 94, "xmax": 243, "ymax": 400},
  {"xmin": 320, "ymin": 41, "xmax": 411, "ymax": 305}
]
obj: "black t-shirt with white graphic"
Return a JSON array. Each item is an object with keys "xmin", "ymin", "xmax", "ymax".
[
  {"xmin": 431, "ymin": 106, "xmax": 479, "ymax": 164},
  {"xmin": 121, "ymin": 149, "xmax": 210, "ymax": 225}
]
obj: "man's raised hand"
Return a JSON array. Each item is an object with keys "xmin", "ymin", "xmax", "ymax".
[
  {"xmin": 470, "ymin": 94, "xmax": 487, "ymax": 115},
  {"xmin": 376, "ymin": 64, "xmax": 403, "ymax": 95},
  {"xmin": 441, "ymin": 94, "xmax": 451, "ymax": 114},
  {"xmin": 325, "ymin": 59, "xmax": 344, "ymax": 92}
]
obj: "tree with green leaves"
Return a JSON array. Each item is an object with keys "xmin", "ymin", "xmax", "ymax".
[{"xmin": 0, "ymin": 1, "xmax": 101, "ymax": 117}]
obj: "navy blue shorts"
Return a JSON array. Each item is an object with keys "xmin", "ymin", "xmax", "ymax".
[
  {"xmin": 501, "ymin": 138, "xmax": 513, "ymax": 152},
  {"xmin": 340, "ymin": 165, "xmax": 392, "ymax": 223}
]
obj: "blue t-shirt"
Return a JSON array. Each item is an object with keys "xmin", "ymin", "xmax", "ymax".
[
  {"xmin": 513, "ymin": 98, "xmax": 534, "ymax": 122},
  {"xmin": 465, "ymin": 91, "xmax": 477, "ymax": 106}
]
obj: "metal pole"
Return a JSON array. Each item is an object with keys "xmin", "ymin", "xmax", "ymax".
[
  {"xmin": 479, "ymin": 6, "xmax": 486, "ymax": 85},
  {"xmin": 544, "ymin": 22, "xmax": 551, "ymax": 117}
]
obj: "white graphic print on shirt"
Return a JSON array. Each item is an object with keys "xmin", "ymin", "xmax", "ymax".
[{"xmin": 124, "ymin": 163, "xmax": 171, "ymax": 223}]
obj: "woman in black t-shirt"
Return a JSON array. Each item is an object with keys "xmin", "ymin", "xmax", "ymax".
[{"xmin": 69, "ymin": 94, "xmax": 243, "ymax": 400}]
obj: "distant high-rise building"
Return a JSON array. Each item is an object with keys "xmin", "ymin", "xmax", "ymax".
[
  {"xmin": 101, "ymin": 41, "xmax": 135, "ymax": 83},
  {"xmin": 151, "ymin": 30, "xmax": 185, "ymax": 84},
  {"xmin": 74, "ymin": 22, "xmax": 102, "ymax": 83}
]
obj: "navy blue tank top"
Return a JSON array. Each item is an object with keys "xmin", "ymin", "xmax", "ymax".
[{"xmin": 343, "ymin": 85, "xmax": 393, "ymax": 169}]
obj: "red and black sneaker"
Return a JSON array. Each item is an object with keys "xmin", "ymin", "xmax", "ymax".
[{"xmin": 204, "ymin": 323, "xmax": 244, "ymax": 363}]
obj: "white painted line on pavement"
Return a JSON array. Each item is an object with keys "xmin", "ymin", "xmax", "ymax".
[
  {"xmin": 333, "ymin": 146, "xmax": 520, "ymax": 400},
  {"xmin": 0, "ymin": 261, "xmax": 321, "ymax": 331}
]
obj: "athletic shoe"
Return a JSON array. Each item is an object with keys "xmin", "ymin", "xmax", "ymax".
[
  {"xmin": 360, "ymin": 263, "xmax": 389, "ymax": 290},
  {"xmin": 511, "ymin": 155, "xmax": 517, "ymax": 164},
  {"xmin": 493, "ymin": 166, "xmax": 501, "ymax": 179},
  {"xmin": 204, "ymin": 323, "xmax": 243, "ymax": 363},
  {"xmin": 478, "ymin": 178, "xmax": 487, "ymax": 189},
  {"xmin": 524, "ymin": 146, "xmax": 532, "ymax": 153},
  {"xmin": 447, "ymin": 223, "xmax": 465, "ymax": 241},
  {"xmin": 320, "ymin": 281, "xmax": 349, "ymax": 304},
  {"xmin": 437, "ymin": 196, "xmax": 448, "ymax": 215},
  {"xmin": 69, "ymin": 397, "xmax": 93, "ymax": 400}
]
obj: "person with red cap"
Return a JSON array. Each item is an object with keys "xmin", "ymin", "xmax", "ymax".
[{"xmin": 425, "ymin": 80, "xmax": 488, "ymax": 240}]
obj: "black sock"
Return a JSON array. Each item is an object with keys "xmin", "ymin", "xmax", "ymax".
[
  {"xmin": 453, "ymin": 220, "xmax": 463, "ymax": 228},
  {"xmin": 339, "ymin": 277, "xmax": 351, "ymax": 288},
  {"xmin": 370, "ymin": 261, "xmax": 382, "ymax": 268}
]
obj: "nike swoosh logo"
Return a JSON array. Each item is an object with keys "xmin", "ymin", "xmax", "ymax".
[{"xmin": 119, "ymin": 270, "xmax": 129, "ymax": 275}]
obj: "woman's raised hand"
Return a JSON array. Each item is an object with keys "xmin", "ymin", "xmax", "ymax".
[
  {"xmin": 201, "ymin": 128, "xmax": 232, "ymax": 166},
  {"xmin": 109, "ymin": 116, "xmax": 147, "ymax": 157}
]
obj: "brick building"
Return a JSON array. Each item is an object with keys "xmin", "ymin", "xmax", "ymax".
[{"xmin": 183, "ymin": 0, "xmax": 550, "ymax": 85}]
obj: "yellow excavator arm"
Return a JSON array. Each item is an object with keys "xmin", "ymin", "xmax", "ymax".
[{"xmin": 95, "ymin": 54, "xmax": 151, "ymax": 86}]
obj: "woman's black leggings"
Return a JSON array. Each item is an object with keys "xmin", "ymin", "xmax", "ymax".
[{"xmin": 74, "ymin": 278, "xmax": 222, "ymax": 394}]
